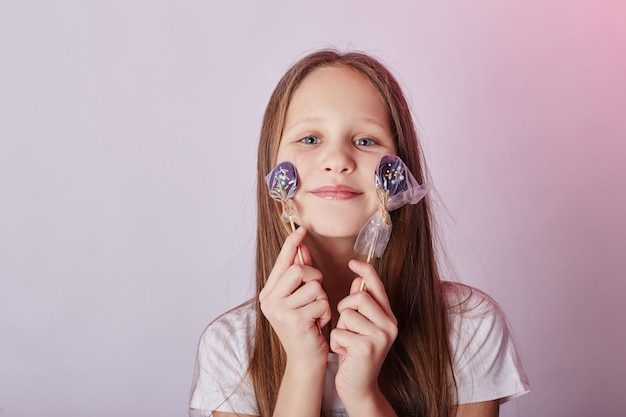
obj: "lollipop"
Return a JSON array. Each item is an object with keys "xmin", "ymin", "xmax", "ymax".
[
  {"xmin": 354, "ymin": 155, "xmax": 431, "ymax": 288},
  {"xmin": 266, "ymin": 161, "xmax": 322, "ymax": 332},
  {"xmin": 266, "ymin": 161, "xmax": 303, "ymax": 264}
]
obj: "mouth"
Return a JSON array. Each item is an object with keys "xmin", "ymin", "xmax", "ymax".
[{"xmin": 310, "ymin": 184, "xmax": 363, "ymax": 201}]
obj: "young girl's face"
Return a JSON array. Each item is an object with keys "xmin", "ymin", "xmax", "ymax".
[{"xmin": 276, "ymin": 65, "xmax": 396, "ymax": 241}]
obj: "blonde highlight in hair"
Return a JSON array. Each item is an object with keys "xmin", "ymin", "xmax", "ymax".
[{"xmin": 250, "ymin": 49, "xmax": 455, "ymax": 417}]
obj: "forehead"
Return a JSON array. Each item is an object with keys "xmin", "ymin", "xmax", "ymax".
[
  {"xmin": 291, "ymin": 64, "xmax": 383, "ymax": 102},
  {"xmin": 298, "ymin": 64, "xmax": 377, "ymax": 93},
  {"xmin": 286, "ymin": 65, "xmax": 389, "ymax": 120}
]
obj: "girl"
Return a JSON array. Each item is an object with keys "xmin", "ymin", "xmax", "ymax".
[{"xmin": 190, "ymin": 49, "xmax": 530, "ymax": 417}]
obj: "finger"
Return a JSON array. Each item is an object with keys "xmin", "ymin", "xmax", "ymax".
[
  {"xmin": 337, "ymin": 290, "xmax": 396, "ymax": 330},
  {"xmin": 350, "ymin": 277, "xmax": 363, "ymax": 294},
  {"xmin": 329, "ymin": 327, "xmax": 351, "ymax": 356},
  {"xmin": 299, "ymin": 298, "xmax": 332, "ymax": 330},
  {"xmin": 263, "ymin": 227, "xmax": 308, "ymax": 294},
  {"xmin": 329, "ymin": 327, "xmax": 370, "ymax": 357},
  {"xmin": 294, "ymin": 239, "xmax": 313, "ymax": 266},
  {"xmin": 269, "ymin": 264, "xmax": 322, "ymax": 300},
  {"xmin": 335, "ymin": 307, "xmax": 374, "ymax": 333},
  {"xmin": 284, "ymin": 276, "xmax": 326, "ymax": 309},
  {"xmin": 333, "ymin": 309, "xmax": 397, "ymax": 355},
  {"xmin": 348, "ymin": 259, "xmax": 396, "ymax": 320}
]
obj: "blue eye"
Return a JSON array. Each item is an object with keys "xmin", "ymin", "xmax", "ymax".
[
  {"xmin": 355, "ymin": 138, "xmax": 376, "ymax": 146},
  {"xmin": 300, "ymin": 135, "xmax": 320, "ymax": 145}
]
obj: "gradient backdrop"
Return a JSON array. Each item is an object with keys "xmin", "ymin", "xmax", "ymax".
[{"xmin": 1, "ymin": 1, "xmax": 625, "ymax": 416}]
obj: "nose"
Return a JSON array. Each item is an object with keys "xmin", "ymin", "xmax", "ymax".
[{"xmin": 321, "ymin": 142, "xmax": 356, "ymax": 174}]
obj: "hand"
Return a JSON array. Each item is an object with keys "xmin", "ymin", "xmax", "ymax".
[
  {"xmin": 330, "ymin": 259, "xmax": 398, "ymax": 403},
  {"xmin": 259, "ymin": 227, "xmax": 332, "ymax": 366}
]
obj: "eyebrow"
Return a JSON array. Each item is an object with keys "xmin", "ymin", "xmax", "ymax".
[
  {"xmin": 283, "ymin": 117, "xmax": 322, "ymax": 135},
  {"xmin": 283, "ymin": 116, "xmax": 390, "ymax": 135},
  {"xmin": 356, "ymin": 116, "xmax": 390, "ymax": 131}
]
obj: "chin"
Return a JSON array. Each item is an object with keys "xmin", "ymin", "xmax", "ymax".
[
  {"xmin": 295, "ymin": 205, "xmax": 376, "ymax": 241},
  {"xmin": 304, "ymin": 221, "xmax": 364, "ymax": 240}
]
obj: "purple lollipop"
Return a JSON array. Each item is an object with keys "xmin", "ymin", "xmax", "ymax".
[
  {"xmin": 377, "ymin": 155, "xmax": 409, "ymax": 198},
  {"xmin": 266, "ymin": 161, "xmax": 298, "ymax": 202},
  {"xmin": 355, "ymin": 154, "xmax": 430, "ymax": 277},
  {"xmin": 265, "ymin": 161, "xmax": 303, "ymax": 265}
]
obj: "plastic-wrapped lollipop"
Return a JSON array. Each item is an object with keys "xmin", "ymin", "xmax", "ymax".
[
  {"xmin": 354, "ymin": 155, "xmax": 431, "ymax": 267},
  {"xmin": 265, "ymin": 161, "xmax": 304, "ymax": 264},
  {"xmin": 266, "ymin": 161, "xmax": 321, "ymax": 332}
]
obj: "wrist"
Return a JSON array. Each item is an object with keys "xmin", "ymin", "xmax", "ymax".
[
  {"xmin": 274, "ymin": 356, "xmax": 327, "ymax": 417},
  {"xmin": 284, "ymin": 356, "xmax": 327, "ymax": 380},
  {"xmin": 341, "ymin": 386, "xmax": 397, "ymax": 417}
]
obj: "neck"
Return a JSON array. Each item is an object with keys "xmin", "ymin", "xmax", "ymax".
[{"xmin": 304, "ymin": 233, "xmax": 366, "ymax": 327}]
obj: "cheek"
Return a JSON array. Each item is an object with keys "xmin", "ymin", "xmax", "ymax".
[
  {"xmin": 275, "ymin": 139, "xmax": 301, "ymax": 164},
  {"xmin": 274, "ymin": 141, "xmax": 291, "ymax": 167},
  {"xmin": 364, "ymin": 192, "xmax": 381, "ymax": 216},
  {"xmin": 275, "ymin": 148, "xmax": 287, "ymax": 164},
  {"xmin": 292, "ymin": 161, "xmax": 315, "ymax": 191}
]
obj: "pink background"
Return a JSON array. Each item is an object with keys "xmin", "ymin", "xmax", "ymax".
[{"xmin": 1, "ymin": 1, "xmax": 625, "ymax": 416}]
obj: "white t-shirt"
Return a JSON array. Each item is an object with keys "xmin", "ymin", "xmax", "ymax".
[{"xmin": 189, "ymin": 282, "xmax": 530, "ymax": 416}]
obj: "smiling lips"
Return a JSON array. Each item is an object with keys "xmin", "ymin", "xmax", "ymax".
[{"xmin": 310, "ymin": 184, "xmax": 362, "ymax": 200}]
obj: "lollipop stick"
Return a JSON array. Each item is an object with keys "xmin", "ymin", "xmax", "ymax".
[
  {"xmin": 289, "ymin": 219, "xmax": 321, "ymax": 334},
  {"xmin": 360, "ymin": 228, "xmax": 379, "ymax": 291},
  {"xmin": 289, "ymin": 218, "xmax": 305, "ymax": 265},
  {"xmin": 366, "ymin": 228, "xmax": 379, "ymax": 264}
]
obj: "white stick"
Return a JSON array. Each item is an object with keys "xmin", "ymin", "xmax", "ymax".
[{"xmin": 360, "ymin": 228, "xmax": 379, "ymax": 291}]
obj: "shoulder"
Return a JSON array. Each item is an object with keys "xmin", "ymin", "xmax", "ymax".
[
  {"xmin": 198, "ymin": 300, "xmax": 257, "ymax": 349},
  {"xmin": 192, "ymin": 301, "xmax": 256, "ymax": 393},
  {"xmin": 190, "ymin": 301, "xmax": 259, "ymax": 414},
  {"xmin": 443, "ymin": 281, "xmax": 505, "ymax": 327},
  {"xmin": 443, "ymin": 281, "xmax": 500, "ymax": 313},
  {"xmin": 195, "ymin": 300, "xmax": 257, "ymax": 368},
  {"xmin": 442, "ymin": 281, "xmax": 510, "ymax": 356},
  {"xmin": 442, "ymin": 282, "xmax": 530, "ymax": 404}
]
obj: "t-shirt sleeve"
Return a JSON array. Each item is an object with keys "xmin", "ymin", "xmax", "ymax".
[
  {"xmin": 449, "ymin": 286, "xmax": 531, "ymax": 405},
  {"xmin": 189, "ymin": 306, "xmax": 259, "ymax": 416}
]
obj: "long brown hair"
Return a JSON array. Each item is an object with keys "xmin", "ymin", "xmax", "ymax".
[{"xmin": 250, "ymin": 50, "xmax": 455, "ymax": 417}]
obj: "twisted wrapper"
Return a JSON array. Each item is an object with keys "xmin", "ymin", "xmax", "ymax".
[{"xmin": 354, "ymin": 155, "xmax": 431, "ymax": 260}]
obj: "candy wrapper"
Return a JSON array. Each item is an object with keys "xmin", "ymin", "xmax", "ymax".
[
  {"xmin": 354, "ymin": 155, "xmax": 431, "ymax": 262},
  {"xmin": 265, "ymin": 161, "xmax": 299, "ymax": 225},
  {"xmin": 266, "ymin": 161, "xmax": 318, "ymax": 330},
  {"xmin": 266, "ymin": 161, "xmax": 305, "ymax": 265}
]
